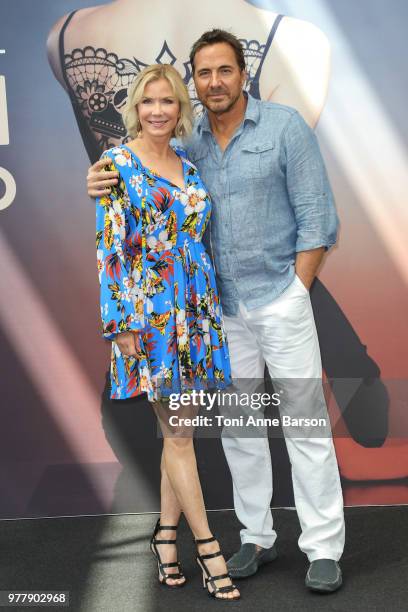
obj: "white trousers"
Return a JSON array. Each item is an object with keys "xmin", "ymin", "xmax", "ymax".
[{"xmin": 222, "ymin": 274, "xmax": 345, "ymax": 562}]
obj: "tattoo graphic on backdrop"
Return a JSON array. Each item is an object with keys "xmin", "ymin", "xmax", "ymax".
[
  {"xmin": 58, "ymin": 12, "xmax": 282, "ymax": 161},
  {"xmin": 47, "ymin": 0, "xmax": 399, "ymax": 486}
]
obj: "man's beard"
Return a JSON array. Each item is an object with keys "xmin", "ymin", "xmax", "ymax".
[{"xmin": 203, "ymin": 89, "xmax": 242, "ymax": 116}]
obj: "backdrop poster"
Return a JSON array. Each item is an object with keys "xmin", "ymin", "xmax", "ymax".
[{"xmin": 0, "ymin": 0, "xmax": 407, "ymax": 519}]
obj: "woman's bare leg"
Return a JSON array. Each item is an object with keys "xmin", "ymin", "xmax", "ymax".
[
  {"xmin": 160, "ymin": 451, "xmax": 182, "ymax": 525},
  {"xmin": 154, "ymin": 449, "xmax": 185, "ymax": 586},
  {"xmin": 156, "ymin": 401, "xmax": 240, "ymax": 600}
]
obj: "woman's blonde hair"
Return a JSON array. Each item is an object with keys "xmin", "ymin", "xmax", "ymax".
[{"xmin": 122, "ymin": 64, "xmax": 193, "ymax": 140}]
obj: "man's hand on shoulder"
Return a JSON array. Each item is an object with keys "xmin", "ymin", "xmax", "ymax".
[{"xmin": 87, "ymin": 158, "xmax": 119, "ymax": 199}]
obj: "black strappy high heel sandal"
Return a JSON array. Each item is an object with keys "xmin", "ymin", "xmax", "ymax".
[
  {"xmin": 195, "ymin": 535, "xmax": 240, "ymax": 601},
  {"xmin": 150, "ymin": 519, "xmax": 186, "ymax": 588}
]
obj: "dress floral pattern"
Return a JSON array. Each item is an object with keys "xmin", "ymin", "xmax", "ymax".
[{"xmin": 96, "ymin": 145, "xmax": 231, "ymax": 401}]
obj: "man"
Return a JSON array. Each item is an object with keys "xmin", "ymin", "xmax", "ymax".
[{"xmin": 87, "ymin": 30, "xmax": 345, "ymax": 593}]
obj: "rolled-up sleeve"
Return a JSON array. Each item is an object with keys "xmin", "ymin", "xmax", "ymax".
[{"xmin": 282, "ymin": 111, "xmax": 339, "ymax": 252}]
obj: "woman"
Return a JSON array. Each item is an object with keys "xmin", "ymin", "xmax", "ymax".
[{"xmin": 96, "ymin": 63, "xmax": 240, "ymax": 601}]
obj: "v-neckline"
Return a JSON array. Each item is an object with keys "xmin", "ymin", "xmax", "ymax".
[{"xmin": 120, "ymin": 144, "xmax": 187, "ymax": 192}]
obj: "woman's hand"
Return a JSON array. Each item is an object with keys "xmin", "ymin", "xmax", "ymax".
[
  {"xmin": 87, "ymin": 158, "xmax": 119, "ymax": 198},
  {"xmin": 115, "ymin": 331, "xmax": 141, "ymax": 357}
]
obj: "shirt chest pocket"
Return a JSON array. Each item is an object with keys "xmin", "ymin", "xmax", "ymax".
[{"xmin": 239, "ymin": 141, "xmax": 276, "ymax": 181}]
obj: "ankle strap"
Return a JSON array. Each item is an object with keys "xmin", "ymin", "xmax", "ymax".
[
  {"xmin": 155, "ymin": 518, "xmax": 178, "ymax": 531},
  {"xmin": 199, "ymin": 550, "xmax": 222, "ymax": 560},
  {"xmin": 157, "ymin": 524, "xmax": 178, "ymax": 531},
  {"xmin": 195, "ymin": 535, "xmax": 216, "ymax": 544}
]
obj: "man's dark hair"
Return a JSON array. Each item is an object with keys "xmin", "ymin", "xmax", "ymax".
[{"xmin": 190, "ymin": 29, "xmax": 246, "ymax": 73}]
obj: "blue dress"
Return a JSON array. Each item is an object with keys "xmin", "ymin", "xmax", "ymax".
[{"xmin": 96, "ymin": 145, "xmax": 231, "ymax": 401}]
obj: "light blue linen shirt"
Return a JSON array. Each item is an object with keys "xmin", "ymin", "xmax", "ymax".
[{"xmin": 184, "ymin": 93, "xmax": 338, "ymax": 316}]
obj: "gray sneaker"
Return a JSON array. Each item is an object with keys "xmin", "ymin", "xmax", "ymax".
[
  {"xmin": 305, "ymin": 559, "xmax": 343, "ymax": 593},
  {"xmin": 227, "ymin": 543, "xmax": 278, "ymax": 578}
]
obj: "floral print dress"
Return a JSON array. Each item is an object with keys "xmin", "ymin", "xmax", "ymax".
[{"xmin": 96, "ymin": 144, "xmax": 231, "ymax": 401}]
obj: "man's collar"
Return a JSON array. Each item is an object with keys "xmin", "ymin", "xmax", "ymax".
[
  {"xmin": 197, "ymin": 92, "xmax": 260, "ymax": 134},
  {"xmin": 198, "ymin": 109, "xmax": 212, "ymax": 134},
  {"xmin": 243, "ymin": 92, "xmax": 260, "ymax": 125}
]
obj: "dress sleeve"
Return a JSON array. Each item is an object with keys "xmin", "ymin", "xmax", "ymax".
[{"xmin": 96, "ymin": 151, "xmax": 146, "ymax": 340}]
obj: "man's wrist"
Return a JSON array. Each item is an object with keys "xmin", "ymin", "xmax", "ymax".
[{"xmin": 295, "ymin": 270, "xmax": 313, "ymax": 290}]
